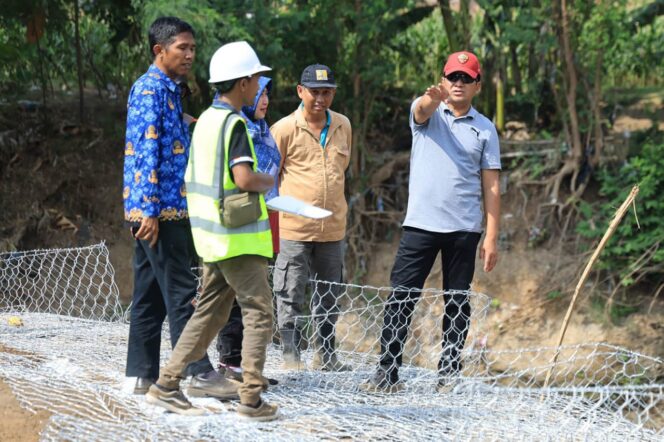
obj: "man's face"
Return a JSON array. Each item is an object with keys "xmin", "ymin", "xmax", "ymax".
[
  {"xmin": 154, "ymin": 32, "xmax": 196, "ymax": 80},
  {"xmin": 297, "ymin": 86, "xmax": 336, "ymax": 116},
  {"xmin": 444, "ymin": 71, "xmax": 481, "ymax": 105},
  {"xmin": 241, "ymin": 75, "xmax": 261, "ymax": 106}
]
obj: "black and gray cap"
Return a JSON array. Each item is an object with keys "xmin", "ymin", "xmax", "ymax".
[{"xmin": 300, "ymin": 64, "xmax": 337, "ymax": 88}]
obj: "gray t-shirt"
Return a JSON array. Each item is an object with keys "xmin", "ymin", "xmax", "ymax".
[{"xmin": 403, "ymin": 99, "xmax": 501, "ymax": 233}]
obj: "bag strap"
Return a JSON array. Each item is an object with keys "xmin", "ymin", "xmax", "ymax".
[{"xmin": 217, "ymin": 111, "xmax": 241, "ymax": 203}]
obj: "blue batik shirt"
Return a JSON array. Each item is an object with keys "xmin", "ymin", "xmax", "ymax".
[{"xmin": 123, "ymin": 64, "xmax": 190, "ymax": 223}]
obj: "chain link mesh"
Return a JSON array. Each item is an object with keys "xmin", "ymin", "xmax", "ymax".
[{"xmin": 0, "ymin": 243, "xmax": 662, "ymax": 440}]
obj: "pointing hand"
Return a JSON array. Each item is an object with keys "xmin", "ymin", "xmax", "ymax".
[{"xmin": 424, "ymin": 77, "xmax": 449, "ymax": 103}]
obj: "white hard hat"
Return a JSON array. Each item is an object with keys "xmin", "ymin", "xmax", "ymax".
[{"xmin": 208, "ymin": 41, "xmax": 271, "ymax": 83}]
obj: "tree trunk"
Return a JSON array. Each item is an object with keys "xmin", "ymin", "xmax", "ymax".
[
  {"xmin": 560, "ymin": 0, "xmax": 583, "ymax": 168},
  {"xmin": 495, "ymin": 72, "xmax": 504, "ymax": 132},
  {"xmin": 548, "ymin": 0, "xmax": 584, "ymax": 203},
  {"xmin": 459, "ymin": 0, "xmax": 471, "ymax": 49},
  {"xmin": 350, "ymin": 0, "xmax": 362, "ymax": 181},
  {"xmin": 439, "ymin": 0, "xmax": 458, "ymax": 52},
  {"xmin": 510, "ymin": 42, "xmax": 522, "ymax": 94},
  {"xmin": 35, "ymin": 37, "xmax": 47, "ymax": 109},
  {"xmin": 74, "ymin": 0, "xmax": 85, "ymax": 124},
  {"xmin": 589, "ymin": 50, "xmax": 604, "ymax": 167},
  {"xmin": 527, "ymin": 43, "xmax": 537, "ymax": 93}
]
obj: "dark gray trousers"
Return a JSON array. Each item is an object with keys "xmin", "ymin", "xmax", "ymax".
[{"xmin": 273, "ymin": 239, "xmax": 344, "ymax": 330}]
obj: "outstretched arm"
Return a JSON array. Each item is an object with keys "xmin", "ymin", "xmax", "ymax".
[
  {"xmin": 413, "ymin": 76, "xmax": 448, "ymax": 125},
  {"xmin": 480, "ymin": 169, "xmax": 500, "ymax": 272}
]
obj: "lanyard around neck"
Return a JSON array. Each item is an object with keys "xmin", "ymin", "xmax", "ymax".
[
  {"xmin": 300, "ymin": 103, "xmax": 331, "ymax": 148},
  {"xmin": 319, "ymin": 111, "xmax": 331, "ymax": 148}
]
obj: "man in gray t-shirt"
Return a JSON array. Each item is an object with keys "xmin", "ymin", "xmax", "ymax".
[{"xmin": 361, "ymin": 51, "xmax": 501, "ymax": 393}]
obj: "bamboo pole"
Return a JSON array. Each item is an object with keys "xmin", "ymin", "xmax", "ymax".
[{"xmin": 542, "ymin": 185, "xmax": 639, "ymax": 390}]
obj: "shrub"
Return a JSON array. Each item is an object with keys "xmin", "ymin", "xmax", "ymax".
[{"xmin": 577, "ymin": 138, "xmax": 664, "ymax": 287}]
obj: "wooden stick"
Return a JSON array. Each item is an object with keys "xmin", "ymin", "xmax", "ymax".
[{"xmin": 542, "ymin": 185, "xmax": 639, "ymax": 390}]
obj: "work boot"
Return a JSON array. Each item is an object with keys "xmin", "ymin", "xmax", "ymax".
[
  {"xmin": 358, "ymin": 365, "xmax": 404, "ymax": 393},
  {"xmin": 311, "ymin": 320, "xmax": 350, "ymax": 372},
  {"xmin": 186, "ymin": 369, "xmax": 239, "ymax": 400},
  {"xmin": 436, "ymin": 375, "xmax": 461, "ymax": 394},
  {"xmin": 311, "ymin": 351, "xmax": 351, "ymax": 371},
  {"xmin": 280, "ymin": 328, "xmax": 302, "ymax": 370},
  {"xmin": 436, "ymin": 359, "xmax": 462, "ymax": 394}
]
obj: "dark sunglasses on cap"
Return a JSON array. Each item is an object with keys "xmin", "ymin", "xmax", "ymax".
[{"xmin": 445, "ymin": 72, "xmax": 478, "ymax": 84}]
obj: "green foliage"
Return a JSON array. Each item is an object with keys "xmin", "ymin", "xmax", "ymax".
[
  {"xmin": 588, "ymin": 295, "xmax": 640, "ymax": 325},
  {"xmin": 546, "ymin": 290, "xmax": 563, "ymax": 300},
  {"xmin": 132, "ymin": 0, "xmax": 252, "ymax": 86},
  {"xmin": 0, "ymin": 0, "xmax": 660, "ymax": 126},
  {"xmin": 577, "ymin": 139, "xmax": 664, "ymax": 285},
  {"xmin": 390, "ymin": 8, "xmax": 448, "ymax": 92},
  {"xmin": 610, "ymin": 303, "xmax": 640, "ymax": 323}
]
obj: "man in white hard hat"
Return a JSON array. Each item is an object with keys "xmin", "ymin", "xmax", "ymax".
[{"xmin": 147, "ymin": 41, "xmax": 279, "ymax": 421}]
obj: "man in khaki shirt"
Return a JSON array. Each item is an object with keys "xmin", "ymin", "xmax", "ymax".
[{"xmin": 271, "ymin": 64, "xmax": 352, "ymax": 371}]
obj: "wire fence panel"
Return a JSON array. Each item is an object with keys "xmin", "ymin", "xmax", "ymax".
[
  {"xmin": 0, "ymin": 243, "xmax": 662, "ymax": 441},
  {"xmin": 0, "ymin": 243, "xmax": 124, "ymax": 321}
]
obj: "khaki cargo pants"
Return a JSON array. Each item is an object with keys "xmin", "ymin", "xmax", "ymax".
[{"xmin": 157, "ymin": 254, "xmax": 273, "ymax": 405}]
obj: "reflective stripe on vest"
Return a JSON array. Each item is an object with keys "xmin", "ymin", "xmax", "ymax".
[
  {"xmin": 188, "ymin": 217, "xmax": 270, "ymax": 234},
  {"xmin": 186, "ymin": 182, "xmax": 241, "ymax": 198},
  {"xmin": 185, "ymin": 107, "xmax": 272, "ymax": 262}
]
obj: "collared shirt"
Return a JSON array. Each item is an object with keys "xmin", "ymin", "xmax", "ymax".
[
  {"xmin": 123, "ymin": 64, "xmax": 190, "ymax": 223},
  {"xmin": 404, "ymin": 99, "xmax": 501, "ymax": 233},
  {"xmin": 271, "ymin": 107, "xmax": 352, "ymax": 242},
  {"xmin": 300, "ymin": 102, "xmax": 331, "ymax": 148}
]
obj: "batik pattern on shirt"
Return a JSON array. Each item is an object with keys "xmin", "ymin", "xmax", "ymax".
[{"xmin": 123, "ymin": 64, "xmax": 191, "ymax": 222}]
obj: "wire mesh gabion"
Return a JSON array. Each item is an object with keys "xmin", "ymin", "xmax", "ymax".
[
  {"xmin": 0, "ymin": 243, "xmax": 662, "ymax": 441},
  {"xmin": 0, "ymin": 243, "xmax": 124, "ymax": 321}
]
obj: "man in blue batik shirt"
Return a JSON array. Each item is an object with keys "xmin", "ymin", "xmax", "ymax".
[{"xmin": 123, "ymin": 16, "xmax": 216, "ymax": 395}]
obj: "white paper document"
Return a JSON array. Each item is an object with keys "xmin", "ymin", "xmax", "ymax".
[{"xmin": 266, "ymin": 195, "xmax": 332, "ymax": 219}]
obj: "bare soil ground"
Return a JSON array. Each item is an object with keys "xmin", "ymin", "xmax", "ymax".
[
  {"xmin": 0, "ymin": 345, "xmax": 50, "ymax": 441},
  {"xmin": 0, "ymin": 380, "xmax": 49, "ymax": 442}
]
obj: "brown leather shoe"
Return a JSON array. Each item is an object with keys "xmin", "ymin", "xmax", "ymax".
[
  {"xmin": 186, "ymin": 370, "xmax": 239, "ymax": 400},
  {"xmin": 219, "ymin": 365, "xmax": 279, "ymax": 388},
  {"xmin": 133, "ymin": 377, "xmax": 156, "ymax": 395}
]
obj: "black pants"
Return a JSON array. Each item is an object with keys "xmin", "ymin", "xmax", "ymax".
[
  {"xmin": 125, "ymin": 222, "xmax": 213, "ymax": 379},
  {"xmin": 216, "ymin": 299, "xmax": 244, "ymax": 366},
  {"xmin": 380, "ymin": 227, "xmax": 481, "ymax": 375}
]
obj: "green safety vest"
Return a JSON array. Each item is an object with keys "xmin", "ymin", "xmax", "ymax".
[{"xmin": 185, "ymin": 106, "xmax": 272, "ymax": 262}]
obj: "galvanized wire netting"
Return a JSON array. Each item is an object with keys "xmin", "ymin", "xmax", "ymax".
[
  {"xmin": 0, "ymin": 243, "xmax": 124, "ymax": 321},
  {"xmin": 0, "ymin": 243, "xmax": 662, "ymax": 441}
]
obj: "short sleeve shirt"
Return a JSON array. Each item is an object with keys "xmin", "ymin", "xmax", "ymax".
[
  {"xmin": 403, "ymin": 99, "xmax": 501, "ymax": 233},
  {"xmin": 211, "ymin": 100, "xmax": 254, "ymax": 182},
  {"xmin": 227, "ymin": 123, "xmax": 253, "ymax": 182}
]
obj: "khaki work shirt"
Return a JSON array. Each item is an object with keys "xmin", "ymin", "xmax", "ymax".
[{"xmin": 271, "ymin": 107, "xmax": 352, "ymax": 242}]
